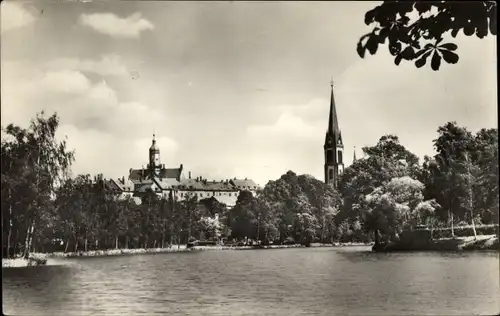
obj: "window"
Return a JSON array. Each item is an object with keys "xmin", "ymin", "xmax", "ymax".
[
  {"xmin": 229, "ymin": 193, "xmax": 231, "ymax": 197},
  {"xmin": 329, "ymin": 169, "xmax": 334, "ymax": 180},
  {"xmin": 326, "ymin": 149, "xmax": 334, "ymax": 164},
  {"xmin": 337, "ymin": 150, "xmax": 343, "ymax": 164}
]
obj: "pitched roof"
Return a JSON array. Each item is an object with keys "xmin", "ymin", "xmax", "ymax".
[
  {"xmin": 204, "ymin": 180, "xmax": 237, "ymax": 191},
  {"xmin": 177, "ymin": 178, "xmax": 207, "ymax": 190},
  {"xmin": 230, "ymin": 178, "xmax": 258, "ymax": 191},
  {"xmin": 104, "ymin": 179, "xmax": 121, "ymax": 191},
  {"xmin": 129, "ymin": 168, "xmax": 148, "ymax": 182},
  {"xmin": 153, "ymin": 177, "xmax": 181, "ymax": 190},
  {"xmin": 134, "ymin": 180, "xmax": 155, "ymax": 193},
  {"xmin": 109, "ymin": 178, "xmax": 135, "ymax": 192},
  {"xmin": 129, "ymin": 167, "xmax": 182, "ymax": 182},
  {"xmin": 158, "ymin": 168, "xmax": 182, "ymax": 180}
]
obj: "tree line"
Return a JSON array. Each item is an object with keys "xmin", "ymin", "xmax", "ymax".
[{"xmin": 1, "ymin": 112, "xmax": 498, "ymax": 258}]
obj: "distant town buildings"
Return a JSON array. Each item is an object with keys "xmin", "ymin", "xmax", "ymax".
[{"xmin": 105, "ymin": 134, "xmax": 258, "ymax": 207}]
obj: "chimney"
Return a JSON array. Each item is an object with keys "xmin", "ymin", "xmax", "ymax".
[
  {"xmin": 189, "ymin": 171, "xmax": 191, "ymax": 179},
  {"xmin": 180, "ymin": 164, "xmax": 183, "ymax": 170},
  {"xmin": 245, "ymin": 177, "xmax": 247, "ymax": 180},
  {"xmin": 122, "ymin": 176, "xmax": 125, "ymax": 184}
]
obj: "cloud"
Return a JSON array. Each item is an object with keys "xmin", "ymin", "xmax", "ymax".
[
  {"xmin": 0, "ymin": 2, "xmax": 36, "ymax": 34},
  {"xmin": 56, "ymin": 125, "xmax": 177, "ymax": 179},
  {"xmin": 1, "ymin": 60, "xmax": 171, "ymax": 138},
  {"xmin": 2, "ymin": 60, "xmax": 177, "ymax": 180},
  {"xmin": 247, "ymin": 110, "xmax": 323, "ymax": 139},
  {"xmin": 79, "ymin": 12, "xmax": 154, "ymax": 38},
  {"xmin": 46, "ymin": 55, "xmax": 129, "ymax": 76},
  {"xmin": 41, "ymin": 70, "xmax": 92, "ymax": 94}
]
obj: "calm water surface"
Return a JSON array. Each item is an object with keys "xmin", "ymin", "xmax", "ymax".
[{"xmin": 2, "ymin": 246, "xmax": 499, "ymax": 315}]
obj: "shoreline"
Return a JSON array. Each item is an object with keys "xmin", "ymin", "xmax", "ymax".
[
  {"xmin": 372, "ymin": 235, "xmax": 499, "ymax": 253},
  {"xmin": 3, "ymin": 236, "xmax": 497, "ymax": 268},
  {"xmin": 2, "ymin": 242, "xmax": 371, "ymax": 267}
]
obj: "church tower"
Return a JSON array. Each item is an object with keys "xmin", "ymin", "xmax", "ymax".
[
  {"xmin": 149, "ymin": 134, "xmax": 161, "ymax": 177},
  {"xmin": 324, "ymin": 79, "xmax": 344, "ymax": 188}
]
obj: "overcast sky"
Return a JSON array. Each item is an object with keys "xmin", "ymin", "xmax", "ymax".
[{"xmin": 1, "ymin": 1, "xmax": 497, "ymax": 186}]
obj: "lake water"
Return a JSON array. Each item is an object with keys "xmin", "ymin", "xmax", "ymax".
[{"xmin": 2, "ymin": 246, "xmax": 499, "ymax": 315}]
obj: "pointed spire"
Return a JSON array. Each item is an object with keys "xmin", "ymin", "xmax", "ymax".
[
  {"xmin": 327, "ymin": 78, "xmax": 341, "ymax": 142},
  {"xmin": 150, "ymin": 133, "xmax": 159, "ymax": 151}
]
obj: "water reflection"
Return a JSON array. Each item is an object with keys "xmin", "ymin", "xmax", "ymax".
[{"xmin": 3, "ymin": 247, "xmax": 499, "ymax": 315}]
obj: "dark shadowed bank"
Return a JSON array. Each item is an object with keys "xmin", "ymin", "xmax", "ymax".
[{"xmin": 372, "ymin": 227, "xmax": 499, "ymax": 252}]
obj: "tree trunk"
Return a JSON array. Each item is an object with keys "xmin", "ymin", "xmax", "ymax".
[
  {"xmin": 24, "ymin": 221, "xmax": 35, "ymax": 259},
  {"xmin": 256, "ymin": 214, "xmax": 261, "ymax": 242},
  {"xmin": 450, "ymin": 211, "xmax": 455, "ymax": 237},
  {"xmin": 13, "ymin": 242, "xmax": 18, "ymax": 258},
  {"xmin": 7, "ymin": 223, "xmax": 12, "ymax": 259},
  {"xmin": 188, "ymin": 214, "xmax": 192, "ymax": 241},
  {"xmin": 7, "ymin": 188, "xmax": 13, "ymax": 259},
  {"xmin": 115, "ymin": 235, "xmax": 119, "ymax": 249},
  {"xmin": 64, "ymin": 238, "xmax": 70, "ymax": 253},
  {"xmin": 84, "ymin": 235, "xmax": 88, "ymax": 252},
  {"xmin": 74, "ymin": 235, "xmax": 79, "ymax": 252},
  {"xmin": 321, "ymin": 217, "xmax": 325, "ymax": 244},
  {"xmin": 125, "ymin": 236, "xmax": 129, "ymax": 249},
  {"xmin": 374, "ymin": 229, "xmax": 380, "ymax": 247},
  {"xmin": 23, "ymin": 227, "xmax": 31, "ymax": 259},
  {"xmin": 161, "ymin": 233, "xmax": 165, "ymax": 248}
]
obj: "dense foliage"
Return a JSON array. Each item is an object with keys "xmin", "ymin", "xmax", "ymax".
[
  {"xmin": 1, "ymin": 112, "xmax": 498, "ymax": 257},
  {"xmin": 357, "ymin": 1, "xmax": 496, "ymax": 70}
]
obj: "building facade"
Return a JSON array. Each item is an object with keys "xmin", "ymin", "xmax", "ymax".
[
  {"xmin": 324, "ymin": 80, "xmax": 344, "ymax": 189},
  {"xmin": 106, "ymin": 134, "xmax": 258, "ymax": 207}
]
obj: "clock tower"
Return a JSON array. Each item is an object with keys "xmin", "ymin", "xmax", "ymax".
[{"xmin": 324, "ymin": 79, "xmax": 344, "ymax": 188}]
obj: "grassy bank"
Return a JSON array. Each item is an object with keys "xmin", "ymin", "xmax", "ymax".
[
  {"xmin": 2, "ymin": 257, "xmax": 47, "ymax": 268},
  {"xmin": 3, "ymin": 242, "xmax": 373, "ymax": 266}
]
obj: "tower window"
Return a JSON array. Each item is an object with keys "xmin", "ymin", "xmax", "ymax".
[
  {"xmin": 337, "ymin": 151, "xmax": 343, "ymax": 164},
  {"xmin": 326, "ymin": 150, "xmax": 334, "ymax": 164},
  {"xmin": 329, "ymin": 169, "xmax": 334, "ymax": 180}
]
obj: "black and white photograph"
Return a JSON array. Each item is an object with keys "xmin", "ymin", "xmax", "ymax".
[{"xmin": 1, "ymin": 1, "xmax": 498, "ymax": 315}]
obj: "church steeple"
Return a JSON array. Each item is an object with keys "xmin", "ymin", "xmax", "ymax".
[
  {"xmin": 327, "ymin": 78, "xmax": 342, "ymax": 144},
  {"xmin": 324, "ymin": 78, "xmax": 344, "ymax": 188}
]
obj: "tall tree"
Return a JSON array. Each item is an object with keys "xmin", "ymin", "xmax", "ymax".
[
  {"xmin": 427, "ymin": 122, "xmax": 476, "ymax": 233},
  {"xmin": 339, "ymin": 135, "xmax": 420, "ymax": 224},
  {"xmin": 1, "ymin": 112, "xmax": 74, "ymax": 258}
]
